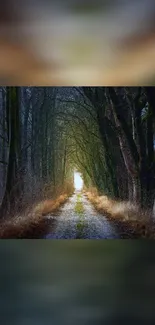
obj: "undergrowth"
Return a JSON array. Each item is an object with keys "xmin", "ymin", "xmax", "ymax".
[
  {"xmin": 0, "ymin": 193, "xmax": 71, "ymax": 239},
  {"xmin": 86, "ymin": 189, "xmax": 154, "ymax": 239}
]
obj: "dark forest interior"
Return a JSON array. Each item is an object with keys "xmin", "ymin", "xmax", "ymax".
[{"xmin": 0, "ymin": 87, "xmax": 155, "ymax": 238}]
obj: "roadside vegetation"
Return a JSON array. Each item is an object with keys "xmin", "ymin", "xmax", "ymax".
[
  {"xmin": 0, "ymin": 87, "xmax": 154, "ymax": 239},
  {"xmin": 86, "ymin": 189, "xmax": 155, "ymax": 238},
  {"xmin": 0, "ymin": 186, "xmax": 73, "ymax": 238}
]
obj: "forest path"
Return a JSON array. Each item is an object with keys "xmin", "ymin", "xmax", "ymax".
[{"xmin": 44, "ymin": 192, "xmax": 119, "ymax": 239}]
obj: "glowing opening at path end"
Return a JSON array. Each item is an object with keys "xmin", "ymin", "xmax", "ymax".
[{"xmin": 74, "ymin": 172, "xmax": 83, "ymax": 191}]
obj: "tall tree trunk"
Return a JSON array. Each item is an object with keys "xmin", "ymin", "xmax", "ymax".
[
  {"xmin": 109, "ymin": 93, "xmax": 140, "ymax": 203},
  {"xmin": 2, "ymin": 88, "xmax": 7, "ymax": 188},
  {"xmin": 0, "ymin": 87, "xmax": 21, "ymax": 217}
]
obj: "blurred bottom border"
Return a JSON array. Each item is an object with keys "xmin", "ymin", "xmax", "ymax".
[{"xmin": 0, "ymin": 240, "xmax": 155, "ymax": 325}]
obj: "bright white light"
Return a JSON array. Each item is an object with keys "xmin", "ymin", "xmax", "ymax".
[{"xmin": 74, "ymin": 172, "xmax": 83, "ymax": 191}]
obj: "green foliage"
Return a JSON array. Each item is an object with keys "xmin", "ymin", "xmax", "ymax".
[
  {"xmin": 1, "ymin": 85, "xmax": 155, "ymax": 220},
  {"xmin": 74, "ymin": 194, "xmax": 84, "ymax": 214},
  {"xmin": 74, "ymin": 194, "xmax": 85, "ymax": 238}
]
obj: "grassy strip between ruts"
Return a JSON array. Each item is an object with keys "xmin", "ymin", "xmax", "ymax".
[
  {"xmin": 85, "ymin": 191, "xmax": 155, "ymax": 239},
  {"xmin": 0, "ymin": 193, "xmax": 70, "ymax": 239},
  {"xmin": 75, "ymin": 193, "xmax": 85, "ymax": 238}
]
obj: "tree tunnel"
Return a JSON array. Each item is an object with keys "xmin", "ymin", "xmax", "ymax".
[{"xmin": 0, "ymin": 86, "xmax": 155, "ymax": 217}]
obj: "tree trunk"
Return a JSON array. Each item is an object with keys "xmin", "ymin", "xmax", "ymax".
[{"xmin": 0, "ymin": 87, "xmax": 21, "ymax": 217}]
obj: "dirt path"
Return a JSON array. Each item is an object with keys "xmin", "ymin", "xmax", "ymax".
[{"xmin": 44, "ymin": 192, "xmax": 120, "ymax": 239}]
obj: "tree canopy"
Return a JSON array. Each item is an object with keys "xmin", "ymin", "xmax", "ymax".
[{"xmin": 0, "ymin": 86, "xmax": 155, "ymax": 217}]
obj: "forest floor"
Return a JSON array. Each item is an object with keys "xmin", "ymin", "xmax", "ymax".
[
  {"xmin": 44, "ymin": 191, "xmax": 155, "ymax": 239},
  {"xmin": 86, "ymin": 191, "xmax": 155, "ymax": 239},
  {"xmin": 44, "ymin": 192, "xmax": 120, "ymax": 239},
  {"xmin": 1, "ymin": 191, "xmax": 153, "ymax": 239},
  {"xmin": 0, "ymin": 193, "xmax": 70, "ymax": 238}
]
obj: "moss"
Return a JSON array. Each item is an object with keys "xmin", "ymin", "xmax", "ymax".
[
  {"xmin": 74, "ymin": 201, "xmax": 84, "ymax": 214},
  {"xmin": 75, "ymin": 194, "xmax": 85, "ymax": 238}
]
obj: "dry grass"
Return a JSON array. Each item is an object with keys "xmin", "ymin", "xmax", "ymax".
[
  {"xmin": 86, "ymin": 191, "xmax": 155, "ymax": 238},
  {"xmin": 33, "ymin": 194, "xmax": 68, "ymax": 216},
  {"xmin": 0, "ymin": 193, "xmax": 69, "ymax": 239}
]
